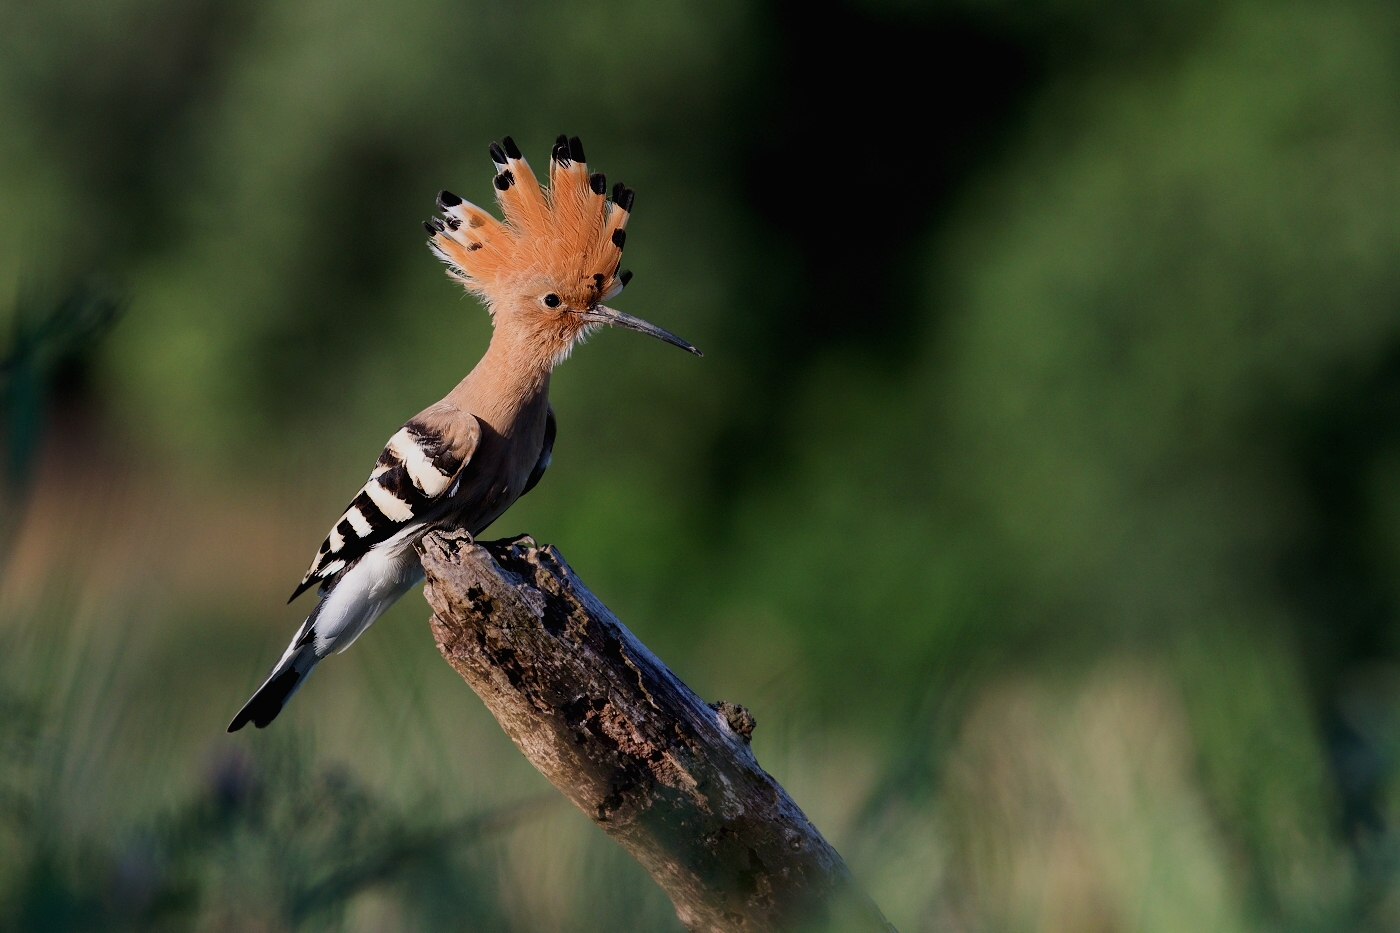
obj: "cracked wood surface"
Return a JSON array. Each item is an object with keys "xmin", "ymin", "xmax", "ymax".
[{"xmin": 420, "ymin": 530, "xmax": 894, "ymax": 933}]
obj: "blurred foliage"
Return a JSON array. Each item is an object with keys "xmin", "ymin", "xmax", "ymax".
[
  {"xmin": 5, "ymin": 0, "xmax": 1400, "ymax": 930},
  {"xmin": 0, "ymin": 672, "xmax": 538, "ymax": 931},
  {"xmin": 0, "ymin": 282, "xmax": 122, "ymax": 486}
]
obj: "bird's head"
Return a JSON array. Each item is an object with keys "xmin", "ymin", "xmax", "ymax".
[{"xmin": 425, "ymin": 135, "xmax": 701, "ymax": 367}]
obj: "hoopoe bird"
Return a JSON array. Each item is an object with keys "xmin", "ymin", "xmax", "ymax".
[{"xmin": 229, "ymin": 135, "xmax": 700, "ymax": 731}]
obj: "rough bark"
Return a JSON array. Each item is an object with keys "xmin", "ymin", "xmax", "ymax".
[{"xmin": 420, "ymin": 530, "xmax": 895, "ymax": 933}]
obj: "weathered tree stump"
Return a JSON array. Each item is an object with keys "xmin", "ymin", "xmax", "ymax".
[{"xmin": 420, "ymin": 530, "xmax": 895, "ymax": 933}]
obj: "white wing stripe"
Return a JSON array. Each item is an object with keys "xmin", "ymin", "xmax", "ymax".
[
  {"xmin": 388, "ymin": 428, "xmax": 453, "ymax": 496},
  {"xmin": 345, "ymin": 506, "xmax": 373, "ymax": 537},
  {"xmin": 364, "ymin": 480, "xmax": 415, "ymax": 522}
]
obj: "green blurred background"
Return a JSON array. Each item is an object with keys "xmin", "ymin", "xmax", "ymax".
[{"xmin": 4, "ymin": 0, "xmax": 1400, "ymax": 929}]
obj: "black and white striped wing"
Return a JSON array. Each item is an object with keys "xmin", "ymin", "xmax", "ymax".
[{"xmin": 289, "ymin": 416, "xmax": 480, "ymax": 602}]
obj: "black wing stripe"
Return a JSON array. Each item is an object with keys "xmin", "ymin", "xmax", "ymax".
[
  {"xmin": 375, "ymin": 462, "xmax": 434, "ymax": 512},
  {"xmin": 334, "ymin": 519, "xmax": 355, "ymax": 548}
]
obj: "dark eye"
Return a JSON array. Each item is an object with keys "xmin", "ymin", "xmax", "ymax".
[{"xmin": 543, "ymin": 293, "xmax": 561, "ymax": 308}]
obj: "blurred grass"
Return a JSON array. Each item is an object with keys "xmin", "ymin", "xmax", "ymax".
[{"xmin": 5, "ymin": 0, "xmax": 1400, "ymax": 930}]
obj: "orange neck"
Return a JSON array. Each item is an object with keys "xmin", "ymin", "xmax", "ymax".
[{"xmin": 448, "ymin": 321, "xmax": 554, "ymax": 434}]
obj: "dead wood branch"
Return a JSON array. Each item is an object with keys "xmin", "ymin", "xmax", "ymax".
[{"xmin": 420, "ymin": 530, "xmax": 895, "ymax": 933}]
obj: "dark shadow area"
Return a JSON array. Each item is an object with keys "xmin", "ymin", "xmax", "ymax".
[{"xmin": 738, "ymin": 3, "xmax": 1041, "ymax": 370}]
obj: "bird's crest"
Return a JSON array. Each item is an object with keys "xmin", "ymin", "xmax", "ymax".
[{"xmin": 425, "ymin": 135, "xmax": 633, "ymax": 309}]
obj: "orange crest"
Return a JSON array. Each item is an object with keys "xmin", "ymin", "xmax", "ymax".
[{"xmin": 424, "ymin": 135, "xmax": 634, "ymax": 311}]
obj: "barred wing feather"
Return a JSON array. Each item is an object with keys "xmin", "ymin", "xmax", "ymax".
[{"xmin": 289, "ymin": 416, "xmax": 480, "ymax": 602}]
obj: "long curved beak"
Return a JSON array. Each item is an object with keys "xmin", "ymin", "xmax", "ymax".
[{"xmin": 579, "ymin": 306, "xmax": 703, "ymax": 357}]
